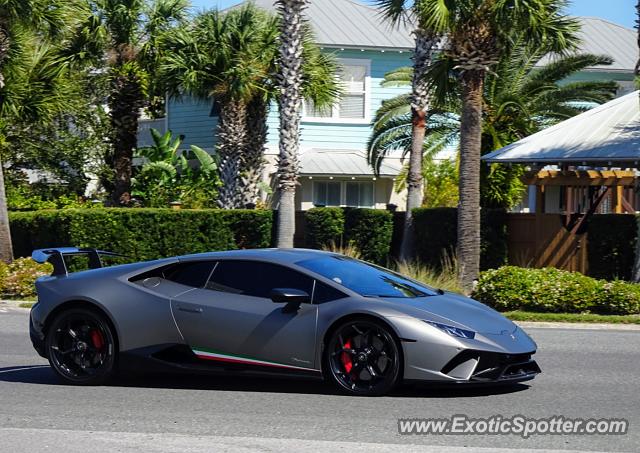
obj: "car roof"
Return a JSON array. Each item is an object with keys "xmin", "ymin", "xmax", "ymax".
[{"xmin": 176, "ymin": 248, "xmax": 338, "ymax": 265}]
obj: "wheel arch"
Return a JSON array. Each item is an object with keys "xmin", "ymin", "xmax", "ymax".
[
  {"xmin": 42, "ymin": 299, "xmax": 121, "ymax": 356},
  {"xmin": 320, "ymin": 312, "xmax": 405, "ymax": 378}
]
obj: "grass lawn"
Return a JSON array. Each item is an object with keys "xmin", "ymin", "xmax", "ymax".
[{"xmin": 504, "ymin": 311, "xmax": 640, "ymax": 324}]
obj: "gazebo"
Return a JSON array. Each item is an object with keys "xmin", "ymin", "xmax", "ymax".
[{"xmin": 482, "ymin": 91, "xmax": 640, "ymax": 272}]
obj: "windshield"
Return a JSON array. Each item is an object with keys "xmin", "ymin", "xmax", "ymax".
[{"xmin": 296, "ymin": 256, "xmax": 438, "ymax": 298}]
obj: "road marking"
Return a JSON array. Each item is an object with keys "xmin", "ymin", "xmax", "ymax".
[{"xmin": 0, "ymin": 428, "xmax": 608, "ymax": 453}]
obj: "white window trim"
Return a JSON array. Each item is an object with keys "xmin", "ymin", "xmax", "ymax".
[
  {"xmin": 302, "ymin": 58, "xmax": 372, "ymax": 125},
  {"xmin": 312, "ymin": 179, "xmax": 376, "ymax": 208}
]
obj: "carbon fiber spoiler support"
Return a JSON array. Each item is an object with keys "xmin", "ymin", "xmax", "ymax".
[{"xmin": 31, "ymin": 247, "xmax": 125, "ymax": 276}]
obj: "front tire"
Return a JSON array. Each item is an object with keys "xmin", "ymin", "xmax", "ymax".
[
  {"xmin": 45, "ymin": 308, "xmax": 117, "ymax": 385},
  {"xmin": 323, "ymin": 319, "xmax": 402, "ymax": 396}
]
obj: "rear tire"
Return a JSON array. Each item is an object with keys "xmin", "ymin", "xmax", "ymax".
[
  {"xmin": 45, "ymin": 308, "xmax": 117, "ymax": 385},
  {"xmin": 323, "ymin": 319, "xmax": 402, "ymax": 396}
]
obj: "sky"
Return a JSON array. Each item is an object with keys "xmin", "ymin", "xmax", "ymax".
[{"xmin": 189, "ymin": 0, "xmax": 637, "ymax": 29}]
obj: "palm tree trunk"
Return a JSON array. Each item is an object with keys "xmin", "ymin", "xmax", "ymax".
[
  {"xmin": 0, "ymin": 24, "xmax": 13, "ymax": 262},
  {"xmin": 241, "ymin": 97, "xmax": 268, "ymax": 208},
  {"xmin": 457, "ymin": 70, "xmax": 484, "ymax": 293},
  {"xmin": 0, "ymin": 155, "xmax": 13, "ymax": 262},
  {"xmin": 109, "ymin": 73, "xmax": 144, "ymax": 206},
  {"xmin": 400, "ymin": 29, "xmax": 436, "ymax": 261},
  {"xmin": 216, "ymin": 100, "xmax": 248, "ymax": 209},
  {"xmin": 275, "ymin": 0, "xmax": 307, "ymax": 248}
]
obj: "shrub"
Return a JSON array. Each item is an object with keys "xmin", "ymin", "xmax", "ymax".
[
  {"xmin": 587, "ymin": 214, "xmax": 637, "ymax": 280},
  {"xmin": 395, "ymin": 259, "xmax": 462, "ymax": 294},
  {"xmin": 305, "ymin": 207, "xmax": 344, "ymax": 248},
  {"xmin": 344, "ymin": 208, "xmax": 393, "ymax": 264},
  {"xmin": 0, "ymin": 258, "xmax": 53, "ymax": 299},
  {"xmin": 472, "ymin": 266, "xmax": 640, "ymax": 315},
  {"xmin": 412, "ymin": 207, "xmax": 508, "ymax": 271},
  {"xmin": 9, "ymin": 208, "xmax": 273, "ymax": 262}
]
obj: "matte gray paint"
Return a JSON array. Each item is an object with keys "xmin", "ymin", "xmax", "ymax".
[{"xmin": 31, "ymin": 249, "xmax": 538, "ymax": 383}]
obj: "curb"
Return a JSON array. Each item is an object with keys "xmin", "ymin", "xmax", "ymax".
[{"xmin": 515, "ymin": 321, "xmax": 640, "ymax": 331}]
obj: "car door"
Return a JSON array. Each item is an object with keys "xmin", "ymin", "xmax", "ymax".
[{"xmin": 171, "ymin": 260, "xmax": 319, "ymax": 371}]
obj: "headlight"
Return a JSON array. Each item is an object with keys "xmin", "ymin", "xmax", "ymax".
[{"xmin": 424, "ymin": 320, "xmax": 475, "ymax": 339}]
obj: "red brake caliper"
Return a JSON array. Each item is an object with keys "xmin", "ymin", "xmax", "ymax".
[
  {"xmin": 90, "ymin": 329, "xmax": 105, "ymax": 350},
  {"xmin": 340, "ymin": 339, "xmax": 353, "ymax": 374}
]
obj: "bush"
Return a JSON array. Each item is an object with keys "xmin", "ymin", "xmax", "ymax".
[
  {"xmin": 305, "ymin": 207, "xmax": 344, "ymax": 248},
  {"xmin": 9, "ymin": 208, "xmax": 273, "ymax": 262},
  {"xmin": 412, "ymin": 207, "xmax": 508, "ymax": 270},
  {"xmin": 344, "ymin": 208, "xmax": 393, "ymax": 264},
  {"xmin": 472, "ymin": 266, "xmax": 640, "ymax": 315},
  {"xmin": 0, "ymin": 258, "xmax": 53, "ymax": 299},
  {"xmin": 587, "ymin": 214, "xmax": 637, "ymax": 280}
]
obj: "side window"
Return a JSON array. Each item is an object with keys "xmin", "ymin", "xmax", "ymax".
[
  {"xmin": 165, "ymin": 261, "xmax": 216, "ymax": 288},
  {"xmin": 206, "ymin": 260, "xmax": 314, "ymax": 299},
  {"xmin": 313, "ymin": 280, "xmax": 347, "ymax": 304}
]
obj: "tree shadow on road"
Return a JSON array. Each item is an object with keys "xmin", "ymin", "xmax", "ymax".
[{"xmin": 0, "ymin": 364, "xmax": 530, "ymax": 398}]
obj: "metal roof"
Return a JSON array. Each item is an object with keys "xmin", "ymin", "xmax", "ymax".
[
  {"xmin": 300, "ymin": 149, "xmax": 401, "ymax": 176},
  {"xmin": 482, "ymin": 91, "xmax": 640, "ymax": 166},
  {"xmin": 243, "ymin": 0, "xmax": 414, "ymax": 49},
  {"xmin": 536, "ymin": 17, "xmax": 637, "ymax": 72}
]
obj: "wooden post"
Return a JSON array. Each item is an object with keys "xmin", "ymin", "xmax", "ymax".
[{"xmin": 614, "ymin": 185, "xmax": 624, "ymax": 213}]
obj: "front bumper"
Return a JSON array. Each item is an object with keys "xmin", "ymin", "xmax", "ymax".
[{"xmin": 442, "ymin": 350, "xmax": 541, "ymax": 383}]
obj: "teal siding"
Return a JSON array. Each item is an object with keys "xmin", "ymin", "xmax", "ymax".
[
  {"xmin": 167, "ymin": 96, "xmax": 217, "ymax": 149},
  {"xmin": 162, "ymin": 52, "xmax": 632, "ymax": 152},
  {"xmin": 165, "ymin": 49, "xmax": 411, "ymax": 151}
]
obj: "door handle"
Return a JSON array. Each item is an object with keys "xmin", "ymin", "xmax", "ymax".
[{"xmin": 178, "ymin": 306, "xmax": 203, "ymax": 314}]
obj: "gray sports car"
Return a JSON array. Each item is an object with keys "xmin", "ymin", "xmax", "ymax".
[{"xmin": 29, "ymin": 247, "xmax": 540, "ymax": 396}]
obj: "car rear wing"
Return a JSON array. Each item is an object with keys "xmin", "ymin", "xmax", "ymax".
[{"xmin": 31, "ymin": 247, "xmax": 126, "ymax": 277}]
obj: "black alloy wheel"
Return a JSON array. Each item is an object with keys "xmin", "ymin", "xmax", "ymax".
[
  {"xmin": 325, "ymin": 319, "xmax": 401, "ymax": 396},
  {"xmin": 46, "ymin": 308, "xmax": 116, "ymax": 385}
]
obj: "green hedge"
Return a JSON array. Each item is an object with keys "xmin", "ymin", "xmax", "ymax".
[
  {"xmin": 587, "ymin": 214, "xmax": 637, "ymax": 280},
  {"xmin": 473, "ymin": 266, "xmax": 640, "ymax": 315},
  {"xmin": 412, "ymin": 207, "xmax": 508, "ymax": 270},
  {"xmin": 304, "ymin": 207, "xmax": 344, "ymax": 248},
  {"xmin": 344, "ymin": 208, "xmax": 393, "ymax": 264},
  {"xmin": 10, "ymin": 208, "xmax": 272, "ymax": 261},
  {"xmin": 304, "ymin": 207, "xmax": 393, "ymax": 264}
]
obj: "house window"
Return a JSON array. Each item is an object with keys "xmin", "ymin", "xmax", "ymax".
[
  {"xmin": 303, "ymin": 59, "xmax": 370, "ymax": 122},
  {"xmin": 313, "ymin": 180, "xmax": 374, "ymax": 208},
  {"xmin": 314, "ymin": 181, "xmax": 341, "ymax": 206},
  {"xmin": 346, "ymin": 181, "xmax": 374, "ymax": 207}
]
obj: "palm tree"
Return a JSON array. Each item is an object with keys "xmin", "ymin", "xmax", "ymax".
[
  {"xmin": 0, "ymin": 0, "xmax": 76, "ymax": 262},
  {"xmin": 162, "ymin": 4, "xmax": 338, "ymax": 209},
  {"xmin": 274, "ymin": 0, "xmax": 308, "ymax": 247},
  {"xmin": 418, "ymin": 0, "xmax": 579, "ymax": 291},
  {"xmin": 369, "ymin": 42, "xmax": 616, "ymax": 220},
  {"xmin": 374, "ymin": 0, "xmax": 439, "ymax": 260},
  {"xmin": 70, "ymin": 0, "xmax": 189, "ymax": 206}
]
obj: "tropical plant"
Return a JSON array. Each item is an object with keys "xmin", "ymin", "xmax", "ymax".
[
  {"xmin": 395, "ymin": 157, "xmax": 459, "ymax": 208},
  {"xmin": 370, "ymin": 46, "xmax": 616, "ymax": 210},
  {"xmin": 70, "ymin": 0, "xmax": 189, "ymax": 206},
  {"xmin": 161, "ymin": 3, "xmax": 339, "ymax": 210},
  {"xmin": 131, "ymin": 128, "xmax": 220, "ymax": 207},
  {"xmin": 0, "ymin": 1, "xmax": 82, "ymax": 262},
  {"xmin": 417, "ymin": 0, "xmax": 580, "ymax": 291},
  {"xmin": 373, "ymin": 0, "xmax": 439, "ymax": 260}
]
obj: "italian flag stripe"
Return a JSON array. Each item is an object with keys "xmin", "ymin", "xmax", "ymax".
[{"xmin": 191, "ymin": 347, "xmax": 319, "ymax": 372}]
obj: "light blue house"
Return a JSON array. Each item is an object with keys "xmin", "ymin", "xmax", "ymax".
[{"xmin": 138, "ymin": 1, "xmax": 638, "ymax": 211}]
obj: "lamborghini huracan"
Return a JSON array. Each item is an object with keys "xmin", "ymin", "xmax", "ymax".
[{"xmin": 29, "ymin": 247, "xmax": 540, "ymax": 395}]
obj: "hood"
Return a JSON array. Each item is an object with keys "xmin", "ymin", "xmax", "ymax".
[{"xmin": 380, "ymin": 292, "xmax": 516, "ymax": 335}]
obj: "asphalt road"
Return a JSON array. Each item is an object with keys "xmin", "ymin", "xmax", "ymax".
[{"xmin": 1, "ymin": 306, "xmax": 638, "ymax": 452}]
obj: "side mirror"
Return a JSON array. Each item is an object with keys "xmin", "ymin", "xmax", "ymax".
[{"xmin": 270, "ymin": 288, "xmax": 310, "ymax": 312}]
